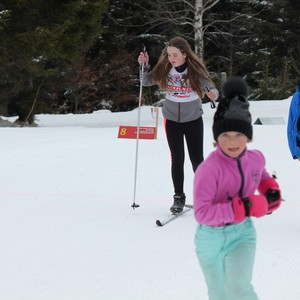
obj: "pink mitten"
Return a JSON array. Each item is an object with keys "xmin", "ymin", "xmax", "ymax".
[
  {"xmin": 232, "ymin": 197, "xmax": 247, "ymax": 222},
  {"xmin": 258, "ymin": 177, "xmax": 282, "ymax": 213},
  {"xmin": 247, "ymin": 195, "xmax": 268, "ymax": 218}
]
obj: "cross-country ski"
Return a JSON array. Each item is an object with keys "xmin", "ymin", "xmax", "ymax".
[{"xmin": 156, "ymin": 205, "xmax": 193, "ymax": 226}]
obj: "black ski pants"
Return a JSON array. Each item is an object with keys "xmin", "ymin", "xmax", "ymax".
[{"xmin": 165, "ymin": 117, "xmax": 204, "ymax": 194}]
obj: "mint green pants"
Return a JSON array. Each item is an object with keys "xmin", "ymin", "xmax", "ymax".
[{"xmin": 195, "ymin": 218, "xmax": 259, "ymax": 300}]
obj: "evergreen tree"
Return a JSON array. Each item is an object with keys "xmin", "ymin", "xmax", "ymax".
[{"xmin": 0, "ymin": 0, "xmax": 107, "ymax": 121}]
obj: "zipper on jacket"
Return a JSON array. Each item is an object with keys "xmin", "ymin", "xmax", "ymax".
[{"xmin": 236, "ymin": 158, "xmax": 245, "ymax": 197}]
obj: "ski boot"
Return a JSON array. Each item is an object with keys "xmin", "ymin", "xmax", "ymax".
[{"xmin": 170, "ymin": 193, "xmax": 186, "ymax": 214}]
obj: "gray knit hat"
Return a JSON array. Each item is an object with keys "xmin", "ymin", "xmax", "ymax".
[{"xmin": 213, "ymin": 77, "xmax": 252, "ymax": 141}]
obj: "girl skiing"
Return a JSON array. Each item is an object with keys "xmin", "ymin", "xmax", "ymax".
[
  {"xmin": 138, "ymin": 36, "xmax": 218, "ymax": 213},
  {"xmin": 193, "ymin": 77, "xmax": 282, "ymax": 300}
]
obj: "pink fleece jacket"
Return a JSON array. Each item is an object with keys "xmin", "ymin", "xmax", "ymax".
[{"xmin": 193, "ymin": 145, "xmax": 271, "ymax": 226}]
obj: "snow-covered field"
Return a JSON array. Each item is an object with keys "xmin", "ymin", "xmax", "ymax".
[{"xmin": 0, "ymin": 98, "xmax": 299, "ymax": 299}]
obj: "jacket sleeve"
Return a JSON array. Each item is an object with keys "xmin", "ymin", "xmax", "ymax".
[
  {"xmin": 200, "ymin": 78, "xmax": 217, "ymax": 92},
  {"xmin": 287, "ymin": 86, "xmax": 300, "ymax": 159},
  {"xmin": 193, "ymin": 160, "xmax": 235, "ymax": 226},
  {"xmin": 140, "ymin": 67, "xmax": 156, "ymax": 87}
]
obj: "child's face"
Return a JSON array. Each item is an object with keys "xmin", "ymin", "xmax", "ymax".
[
  {"xmin": 217, "ymin": 131, "xmax": 248, "ymax": 158},
  {"xmin": 167, "ymin": 46, "xmax": 186, "ymax": 67}
]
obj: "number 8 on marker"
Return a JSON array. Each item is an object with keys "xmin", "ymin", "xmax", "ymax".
[{"xmin": 120, "ymin": 127, "xmax": 126, "ymax": 135}]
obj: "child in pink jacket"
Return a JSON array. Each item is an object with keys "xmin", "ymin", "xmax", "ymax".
[{"xmin": 193, "ymin": 77, "xmax": 282, "ymax": 300}]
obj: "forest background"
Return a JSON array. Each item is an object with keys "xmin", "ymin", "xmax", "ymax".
[{"xmin": 0, "ymin": 0, "xmax": 299, "ymax": 124}]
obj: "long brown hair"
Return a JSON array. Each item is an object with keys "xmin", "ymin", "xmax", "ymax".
[{"xmin": 150, "ymin": 36, "xmax": 214, "ymax": 98}]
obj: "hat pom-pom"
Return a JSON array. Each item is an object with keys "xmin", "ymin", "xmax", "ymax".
[{"xmin": 222, "ymin": 77, "xmax": 249, "ymax": 100}]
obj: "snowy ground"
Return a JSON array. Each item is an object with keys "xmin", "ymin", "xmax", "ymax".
[{"xmin": 0, "ymin": 98, "xmax": 299, "ymax": 300}]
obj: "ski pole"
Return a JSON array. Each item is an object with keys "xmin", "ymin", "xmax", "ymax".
[{"xmin": 132, "ymin": 46, "xmax": 146, "ymax": 209}]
